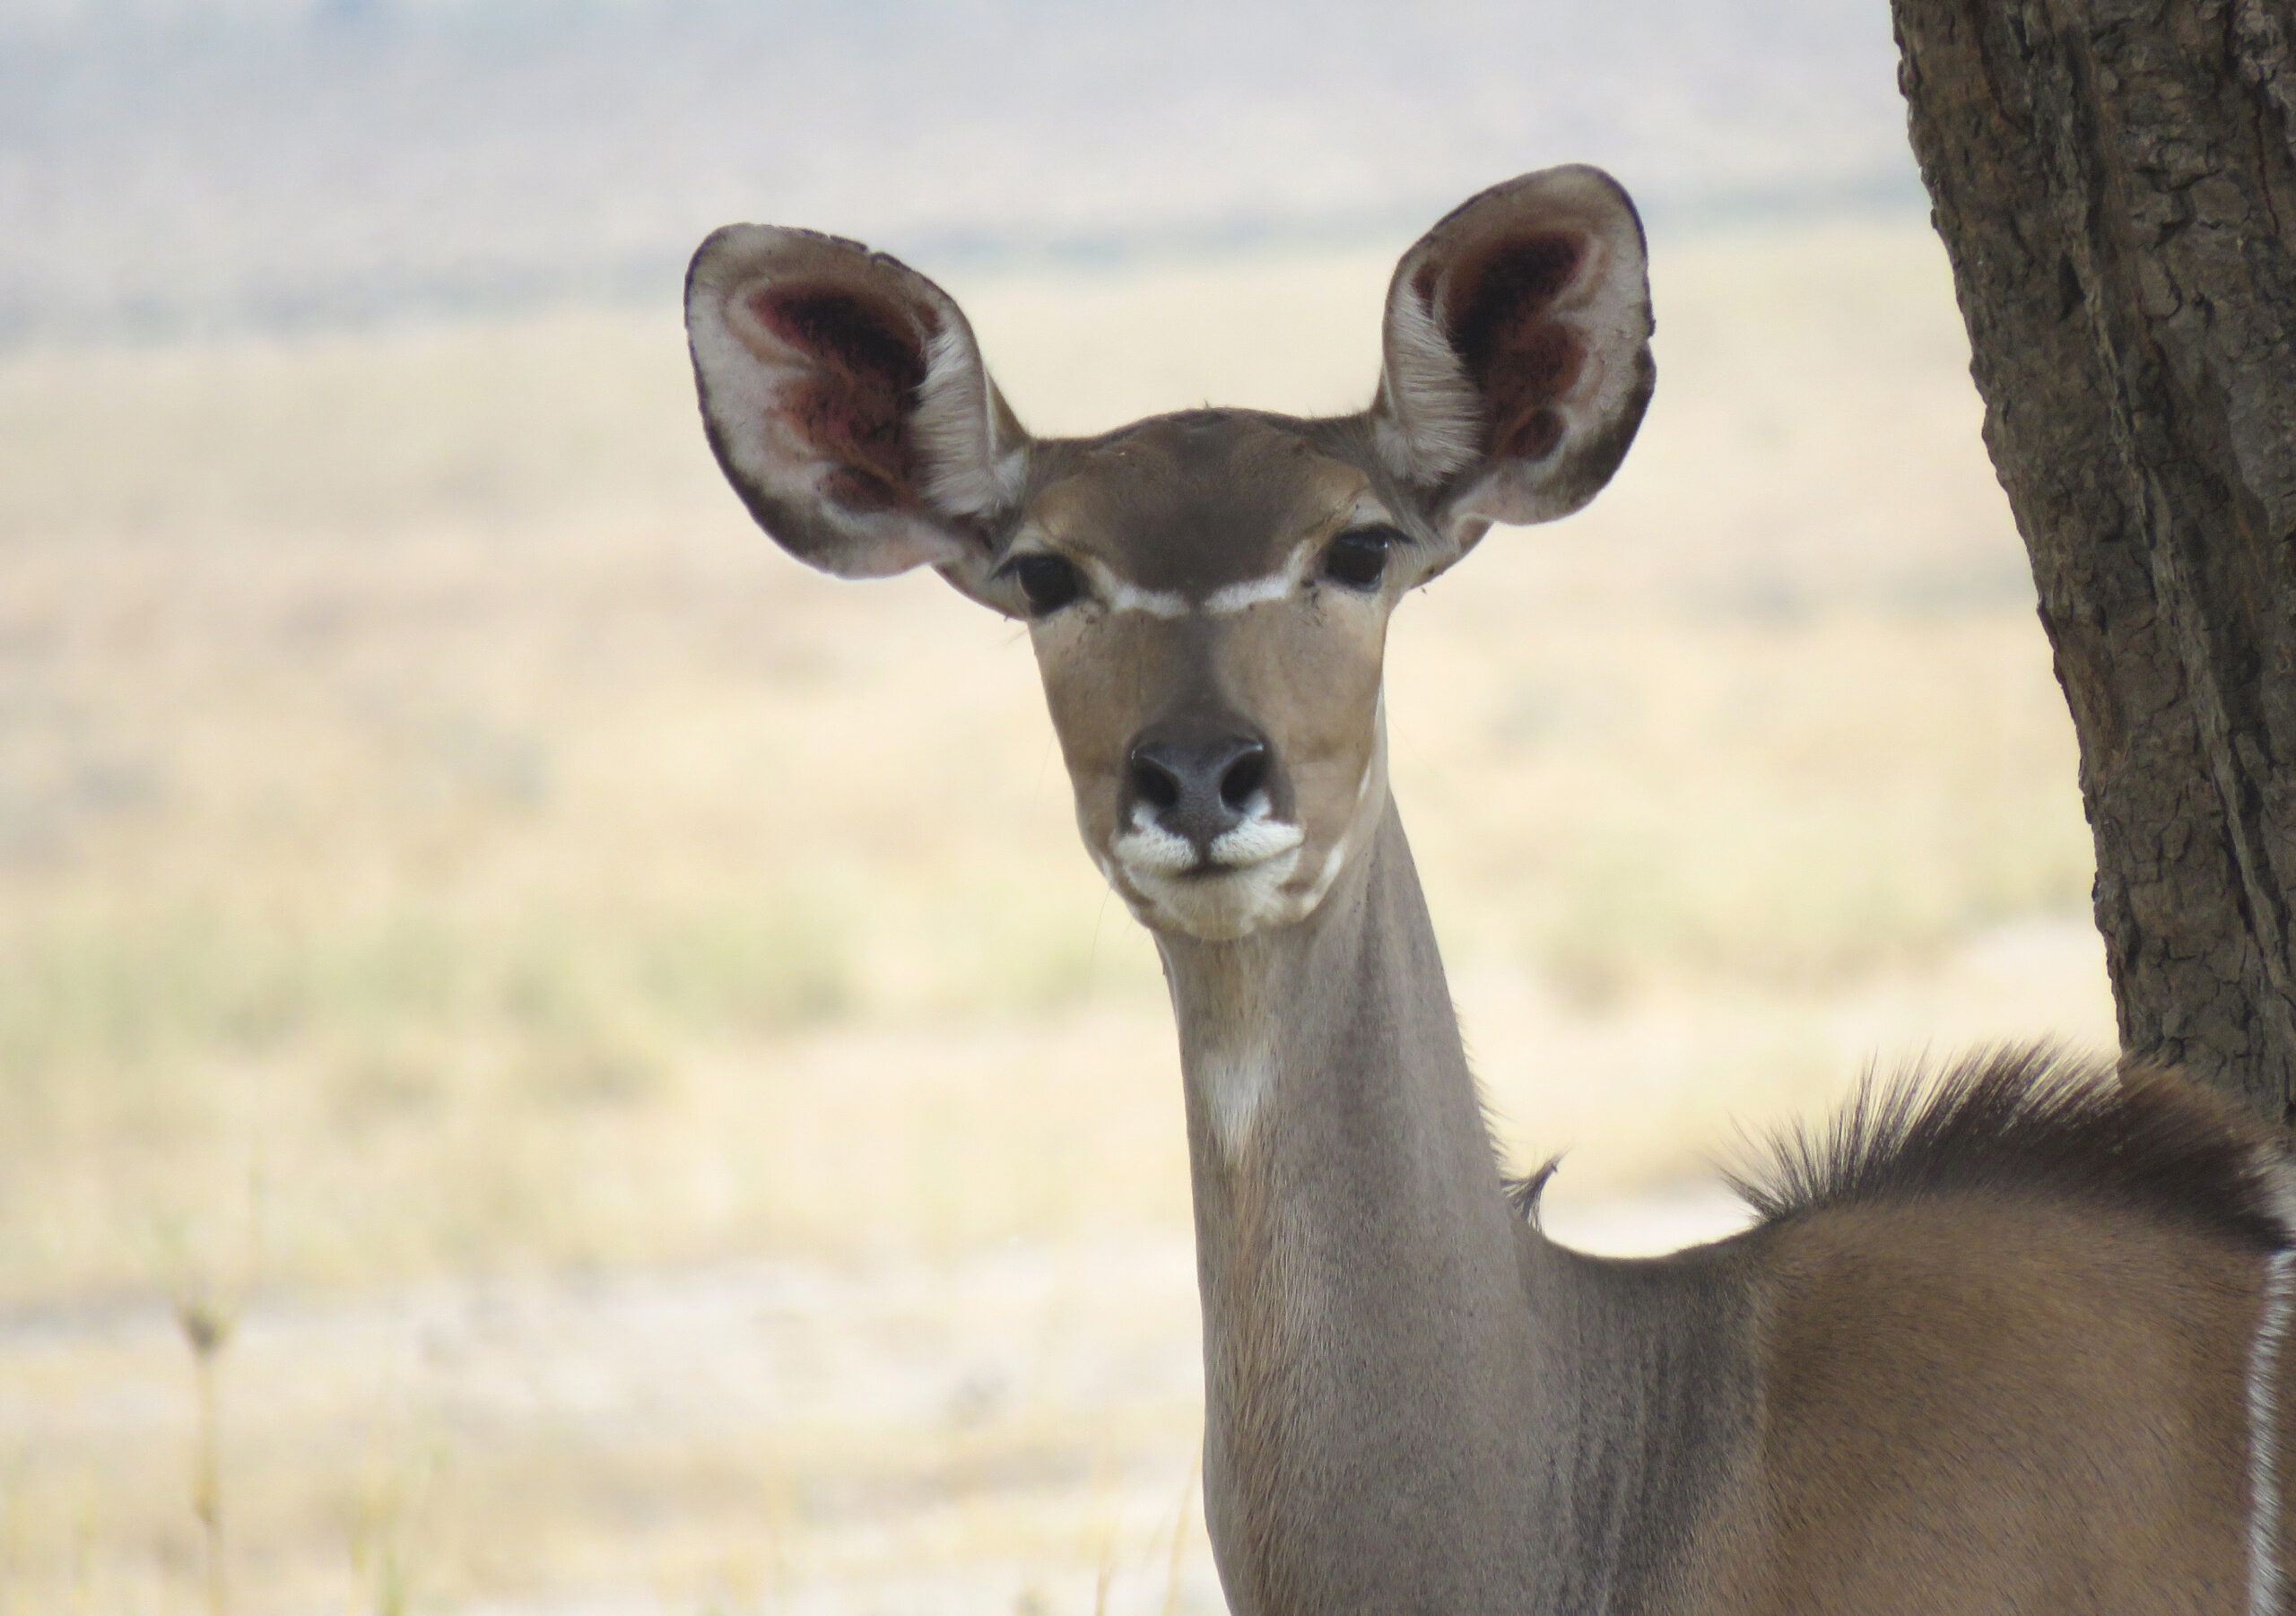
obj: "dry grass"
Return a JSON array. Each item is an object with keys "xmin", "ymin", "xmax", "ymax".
[{"xmin": 0, "ymin": 213, "xmax": 2111, "ymax": 1612}]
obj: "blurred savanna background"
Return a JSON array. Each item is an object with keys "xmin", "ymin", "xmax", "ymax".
[{"xmin": 2, "ymin": 2, "xmax": 2113, "ymax": 1612}]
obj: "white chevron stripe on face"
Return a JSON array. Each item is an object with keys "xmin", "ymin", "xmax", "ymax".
[{"xmin": 1076, "ymin": 556, "xmax": 1188, "ymax": 618}]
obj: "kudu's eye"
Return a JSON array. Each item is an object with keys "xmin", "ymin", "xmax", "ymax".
[
  {"xmin": 999, "ymin": 552, "xmax": 1085, "ymax": 618},
  {"xmin": 1320, "ymin": 525, "xmax": 1405, "ymax": 590}
]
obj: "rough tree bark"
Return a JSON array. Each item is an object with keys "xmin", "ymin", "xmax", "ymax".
[{"xmin": 1892, "ymin": 0, "xmax": 2296, "ymax": 1125}]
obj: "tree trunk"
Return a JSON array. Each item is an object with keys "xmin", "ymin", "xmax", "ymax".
[{"xmin": 1892, "ymin": 0, "xmax": 2296, "ymax": 1125}]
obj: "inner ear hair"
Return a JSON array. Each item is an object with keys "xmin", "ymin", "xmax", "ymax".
[
  {"xmin": 915, "ymin": 323, "xmax": 1027, "ymax": 522},
  {"xmin": 740, "ymin": 277, "xmax": 933, "ymax": 517},
  {"xmin": 685, "ymin": 224, "xmax": 1026, "ymax": 586},
  {"xmin": 1442, "ymin": 230, "xmax": 1594, "ymax": 464},
  {"xmin": 1374, "ymin": 165, "xmax": 1654, "ymax": 533}
]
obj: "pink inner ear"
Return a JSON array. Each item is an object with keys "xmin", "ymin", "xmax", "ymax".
[
  {"xmin": 1440, "ymin": 232, "xmax": 1587, "ymax": 462},
  {"xmin": 746, "ymin": 285, "xmax": 930, "ymax": 512}
]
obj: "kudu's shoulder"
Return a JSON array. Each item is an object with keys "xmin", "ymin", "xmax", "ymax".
[{"xmin": 1651, "ymin": 1050, "xmax": 2296, "ymax": 1615}]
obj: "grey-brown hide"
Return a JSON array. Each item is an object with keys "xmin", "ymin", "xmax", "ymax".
[{"xmin": 683, "ymin": 164, "xmax": 2296, "ymax": 1616}]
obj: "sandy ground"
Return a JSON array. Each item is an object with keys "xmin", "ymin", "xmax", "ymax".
[{"xmin": 5, "ymin": 1192, "xmax": 1758, "ymax": 1616}]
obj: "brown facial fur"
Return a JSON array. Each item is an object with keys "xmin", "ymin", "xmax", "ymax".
[
  {"xmin": 1027, "ymin": 412, "xmax": 1370, "ymax": 594},
  {"xmin": 1018, "ymin": 414, "xmax": 1396, "ymax": 937}
]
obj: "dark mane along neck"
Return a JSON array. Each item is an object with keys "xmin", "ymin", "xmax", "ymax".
[{"xmin": 1729, "ymin": 1045, "xmax": 2295, "ymax": 1250}]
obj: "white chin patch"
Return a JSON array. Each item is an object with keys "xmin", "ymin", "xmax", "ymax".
[{"xmin": 1109, "ymin": 803, "xmax": 1312, "ymax": 942}]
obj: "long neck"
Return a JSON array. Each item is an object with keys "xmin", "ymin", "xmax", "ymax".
[{"xmin": 1159, "ymin": 794, "xmax": 1753, "ymax": 1616}]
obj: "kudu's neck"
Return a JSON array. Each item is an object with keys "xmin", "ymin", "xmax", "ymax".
[
  {"xmin": 1154, "ymin": 786, "xmax": 1753, "ymax": 1616},
  {"xmin": 1158, "ymin": 792, "xmax": 1489, "ymax": 1175}
]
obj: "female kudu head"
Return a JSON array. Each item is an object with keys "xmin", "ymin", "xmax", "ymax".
[{"xmin": 685, "ymin": 166, "xmax": 1654, "ymax": 943}]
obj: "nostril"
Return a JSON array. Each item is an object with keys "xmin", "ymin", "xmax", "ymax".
[
  {"xmin": 1219, "ymin": 745, "xmax": 1270, "ymax": 813},
  {"xmin": 1129, "ymin": 752, "xmax": 1182, "ymax": 813},
  {"xmin": 1128, "ymin": 732, "xmax": 1269, "ymax": 833}
]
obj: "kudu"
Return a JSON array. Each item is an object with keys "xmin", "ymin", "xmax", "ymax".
[{"xmin": 685, "ymin": 167, "xmax": 2296, "ymax": 1613}]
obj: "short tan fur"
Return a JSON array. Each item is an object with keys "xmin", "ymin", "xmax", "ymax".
[{"xmin": 685, "ymin": 166, "xmax": 2296, "ymax": 1614}]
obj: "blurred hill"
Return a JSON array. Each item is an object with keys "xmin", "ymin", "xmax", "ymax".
[{"xmin": 0, "ymin": 0, "xmax": 1920, "ymax": 345}]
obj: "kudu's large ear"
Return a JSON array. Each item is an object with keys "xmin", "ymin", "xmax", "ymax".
[
  {"xmin": 685, "ymin": 225, "xmax": 1028, "ymax": 601},
  {"xmin": 1372, "ymin": 165, "xmax": 1653, "ymax": 551}
]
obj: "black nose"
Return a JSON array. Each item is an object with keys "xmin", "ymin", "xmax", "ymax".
[{"xmin": 1126, "ymin": 726, "xmax": 1272, "ymax": 850}]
